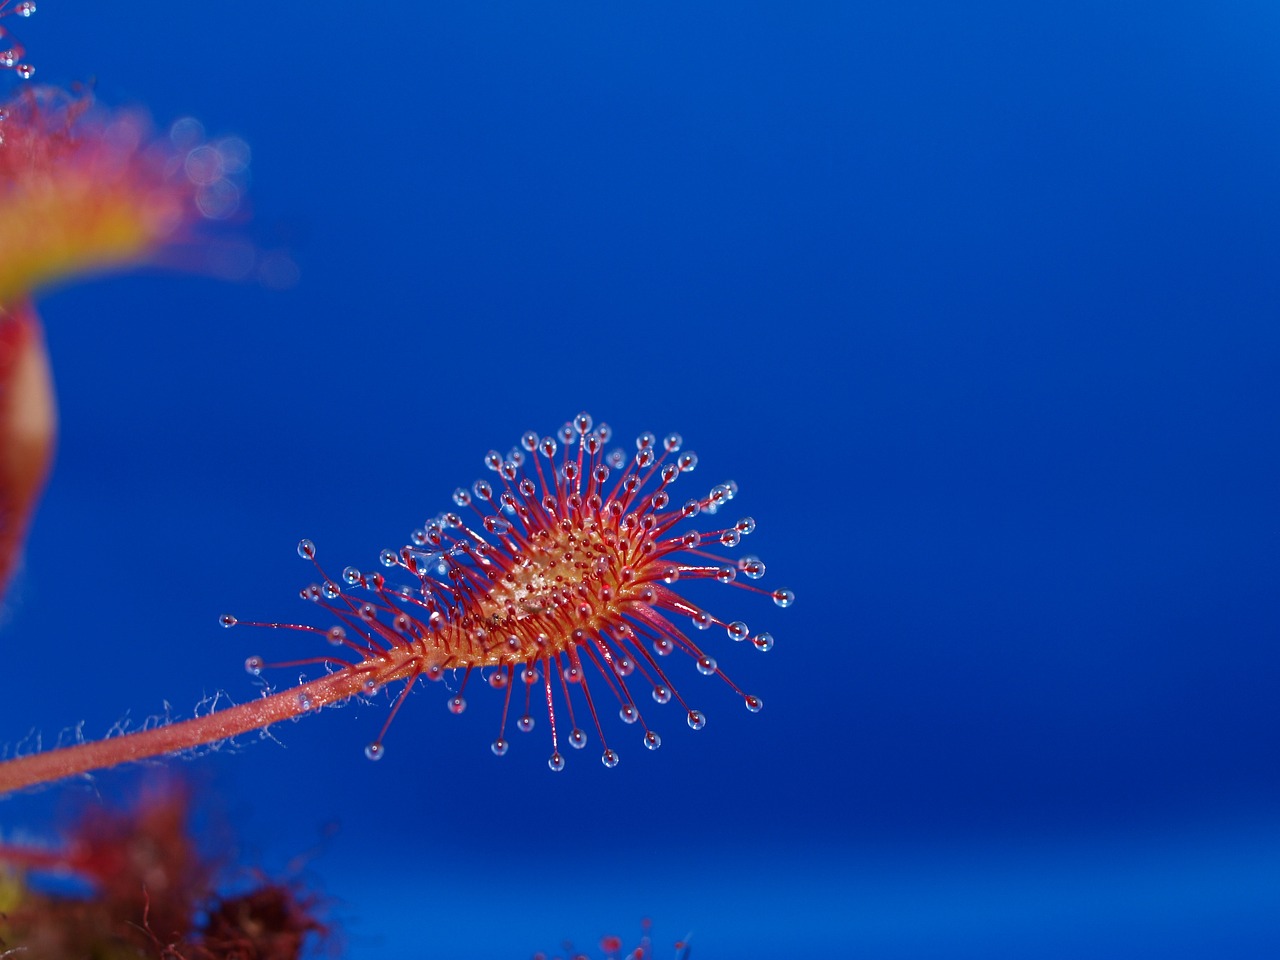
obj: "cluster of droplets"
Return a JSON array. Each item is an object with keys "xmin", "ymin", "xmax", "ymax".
[
  {"xmin": 222, "ymin": 414, "xmax": 793, "ymax": 773},
  {"xmin": 0, "ymin": 1, "xmax": 35, "ymax": 80}
]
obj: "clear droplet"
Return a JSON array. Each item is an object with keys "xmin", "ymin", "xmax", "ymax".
[
  {"xmin": 697, "ymin": 656, "xmax": 718, "ymax": 675},
  {"xmin": 447, "ymin": 696, "xmax": 466, "ymax": 715},
  {"xmin": 14, "ymin": 62, "xmax": 31, "ymax": 79},
  {"xmin": 687, "ymin": 710, "xmax": 706, "ymax": 730},
  {"xmin": 219, "ymin": 613, "xmax": 237, "ymax": 628},
  {"xmin": 243, "ymin": 655, "xmax": 263, "ymax": 676},
  {"xmin": 773, "ymin": 588, "xmax": 795, "ymax": 608},
  {"xmin": 644, "ymin": 731, "xmax": 662, "ymax": 750},
  {"xmin": 569, "ymin": 728, "xmax": 587, "ymax": 749},
  {"xmin": 548, "ymin": 752, "xmax": 565, "ymax": 772},
  {"xmin": 364, "ymin": 742, "xmax": 385, "ymax": 761},
  {"xmin": 727, "ymin": 620, "xmax": 749, "ymax": 641},
  {"xmin": 491, "ymin": 738, "xmax": 509, "ymax": 756},
  {"xmin": 652, "ymin": 685, "xmax": 672, "ymax": 704},
  {"xmin": 745, "ymin": 695, "xmax": 764, "ymax": 713},
  {"xmin": 517, "ymin": 715, "xmax": 535, "ymax": 733},
  {"xmin": 753, "ymin": 632, "xmax": 774, "ymax": 653},
  {"xmin": 619, "ymin": 703, "xmax": 639, "ymax": 724},
  {"xmin": 602, "ymin": 749, "xmax": 620, "ymax": 768},
  {"xmin": 297, "ymin": 538, "xmax": 315, "ymax": 560}
]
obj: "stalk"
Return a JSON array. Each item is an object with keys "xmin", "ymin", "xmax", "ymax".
[{"xmin": 0, "ymin": 668, "xmax": 370, "ymax": 795}]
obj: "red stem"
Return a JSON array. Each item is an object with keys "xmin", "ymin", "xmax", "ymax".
[{"xmin": 0, "ymin": 668, "xmax": 370, "ymax": 795}]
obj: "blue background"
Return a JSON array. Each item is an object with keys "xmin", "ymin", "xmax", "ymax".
[{"xmin": 3, "ymin": 2, "xmax": 1280, "ymax": 957}]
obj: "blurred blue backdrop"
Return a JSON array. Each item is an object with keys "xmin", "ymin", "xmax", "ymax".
[{"xmin": 3, "ymin": 1, "xmax": 1280, "ymax": 957}]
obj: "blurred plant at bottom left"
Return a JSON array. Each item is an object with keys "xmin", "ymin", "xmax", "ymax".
[{"xmin": 0, "ymin": 784, "xmax": 329, "ymax": 959}]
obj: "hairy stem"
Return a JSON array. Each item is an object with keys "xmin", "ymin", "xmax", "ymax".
[{"xmin": 0, "ymin": 668, "xmax": 370, "ymax": 795}]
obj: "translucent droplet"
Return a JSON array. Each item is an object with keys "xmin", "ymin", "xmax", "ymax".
[
  {"xmin": 619, "ymin": 703, "xmax": 639, "ymax": 724},
  {"xmin": 321, "ymin": 581, "xmax": 340, "ymax": 599},
  {"xmin": 517, "ymin": 715, "xmax": 535, "ymax": 733},
  {"xmin": 715, "ymin": 565, "xmax": 736, "ymax": 584},
  {"xmin": 491, "ymin": 738, "xmax": 509, "ymax": 757},
  {"xmin": 653, "ymin": 637, "xmax": 673, "ymax": 656},
  {"xmin": 364, "ymin": 742, "xmax": 385, "ymax": 761},
  {"xmin": 548, "ymin": 752, "xmax": 566, "ymax": 772},
  {"xmin": 569, "ymin": 728, "xmax": 587, "ymax": 749},
  {"xmin": 736, "ymin": 516, "xmax": 756, "ymax": 535},
  {"xmin": 678, "ymin": 453, "xmax": 698, "ymax": 472},
  {"xmin": 745, "ymin": 695, "xmax": 764, "ymax": 713},
  {"xmin": 219, "ymin": 613, "xmax": 237, "ymax": 628},
  {"xmin": 297, "ymin": 539, "xmax": 316, "ymax": 559},
  {"xmin": 644, "ymin": 731, "xmax": 662, "ymax": 750},
  {"xmin": 327, "ymin": 625, "xmax": 347, "ymax": 645},
  {"xmin": 652, "ymin": 685, "xmax": 672, "ymax": 704},
  {"xmin": 16, "ymin": 3, "xmax": 36, "ymax": 17},
  {"xmin": 692, "ymin": 611, "xmax": 712, "ymax": 630},
  {"xmin": 720, "ymin": 529, "xmax": 741, "ymax": 547},
  {"xmin": 739, "ymin": 556, "xmax": 766, "ymax": 579},
  {"xmin": 342, "ymin": 565, "xmax": 363, "ymax": 584},
  {"xmin": 753, "ymin": 632, "xmax": 775, "ymax": 653},
  {"xmin": 297, "ymin": 693, "xmax": 314, "ymax": 711},
  {"xmin": 602, "ymin": 749, "xmax": 620, "ymax": 768},
  {"xmin": 727, "ymin": 620, "xmax": 749, "ymax": 641},
  {"xmin": 697, "ymin": 656, "xmax": 718, "ymax": 675},
  {"xmin": 14, "ymin": 63, "xmax": 31, "ymax": 79},
  {"xmin": 244, "ymin": 655, "xmax": 263, "ymax": 676},
  {"xmin": 687, "ymin": 710, "xmax": 706, "ymax": 730},
  {"xmin": 447, "ymin": 696, "xmax": 466, "ymax": 715}
]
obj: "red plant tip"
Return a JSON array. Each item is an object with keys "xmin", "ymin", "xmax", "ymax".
[
  {"xmin": 0, "ymin": 85, "xmax": 251, "ymax": 308},
  {"xmin": 0, "ymin": 415, "xmax": 789, "ymax": 794},
  {"xmin": 239, "ymin": 412, "xmax": 793, "ymax": 771},
  {"xmin": 0, "ymin": 0, "xmax": 36, "ymax": 80}
]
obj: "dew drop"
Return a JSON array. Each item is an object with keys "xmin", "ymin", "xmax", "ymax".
[
  {"xmin": 720, "ymin": 529, "xmax": 741, "ymax": 547},
  {"xmin": 653, "ymin": 638, "xmax": 673, "ymax": 656},
  {"xmin": 548, "ymin": 752, "xmax": 566, "ymax": 772},
  {"xmin": 489, "ymin": 670, "xmax": 509, "ymax": 689},
  {"xmin": 652, "ymin": 685, "xmax": 672, "ymax": 704},
  {"xmin": 619, "ymin": 703, "xmax": 639, "ymax": 724},
  {"xmin": 569, "ymin": 728, "xmax": 587, "ymax": 749},
  {"xmin": 697, "ymin": 656, "xmax": 719, "ymax": 675},
  {"xmin": 491, "ymin": 738, "xmax": 509, "ymax": 757},
  {"xmin": 16, "ymin": 3, "xmax": 36, "ymax": 17},
  {"xmin": 736, "ymin": 516, "xmax": 756, "ymax": 535},
  {"xmin": 753, "ymin": 632, "xmax": 775, "ymax": 653},
  {"xmin": 517, "ymin": 715, "xmax": 535, "ymax": 733},
  {"xmin": 644, "ymin": 731, "xmax": 662, "ymax": 750},
  {"xmin": 739, "ymin": 556, "xmax": 766, "ymax": 579},
  {"xmin": 364, "ymin": 742, "xmax": 385, "ymax": 761},
  {"xmin": 321, "ymin": 581, "xmax": 340, "ymax": 599},
  {"xmin": 687, "ymin": 710, "xmax": 706, "ymax": 730},
  {"xmin": 297, "ymin": 539, "xmax": 316, "ymax": 560},
  {"xmin": 692, "ymin": 611, "xmax": 712, "ymax": 630},
  {"xmin": 447, "ymin": 696, "xmax": 466, "ymax": 715},
  {"xmin": 219, "ymin": 613, "xmax": 237, "ymax": 628},
  {"xmin": 745, "ymin": 695, "xmax": 764, "ymax": 713},
  {"xmin": 773, "ymin": 588, "xmax": 795, "ymax": 608},
  {"xmin": 715, "ymin": 565, "xmax": 736, "ymax": 584},
  {"xmin": 727, "ymin": 620, "xmax": 749, "ymax": 641},
  {"xmin": 602, "ymin": 749, "xmax": 620, "ymax": 768},
  {"xmin": 327, "ymin": 625, "xmax": 346, "ymax": 645},
  {"xmin": 297, "ymin": 693, "xmax": 314, "ymax": 711},
  {"xmin": 243, "ymin": 655, "xmax": 263, "ymax": 676},
  {"xmin": 14, "ymin": 62, "xmax": 31, "ymax": 79},
  {"xmin": 343, "ymin": 565, "xmax": 363, "ymax": 584}
]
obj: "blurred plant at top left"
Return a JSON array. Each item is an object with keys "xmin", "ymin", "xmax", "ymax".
[{"xmin": 0, "ymin": 74, "xmax": 251, "ymax": 598}]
